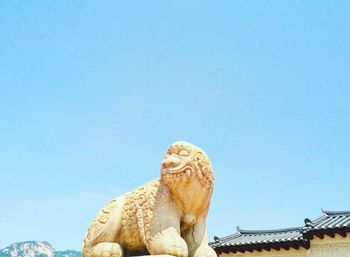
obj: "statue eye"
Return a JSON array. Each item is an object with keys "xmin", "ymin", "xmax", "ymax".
[{"xmin": 179, "ymin": 150, "xmax": 190, "ymax": 157}]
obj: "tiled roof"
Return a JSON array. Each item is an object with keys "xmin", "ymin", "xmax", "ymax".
[
  {"xmin": 210, "ymin": 210, "xmax": 350, "ymax": 254},
  {"xmin": 211, "ymin": 227, "xmax": 304, "ymax": 247},
  {"xmin": 306, "ymin": 210, "xmax": 350, "ymax": 230}
]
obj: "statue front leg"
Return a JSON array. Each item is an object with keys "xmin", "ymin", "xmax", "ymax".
[
  {"xmin": 182, "ymin": 218, "xmax": 216, "ymax": 257},
  {"xmin": 148, "ymin": 227, "xmax": 188, "ymax": 257},
  {"xmin": 191, "ymin": 230, "xmax": 216, "ymax": 257}
]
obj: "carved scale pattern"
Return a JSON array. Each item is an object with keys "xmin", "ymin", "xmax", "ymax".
[{"xmin": 120, "ymin": 179, "xmax": 160, "ymax": 251}]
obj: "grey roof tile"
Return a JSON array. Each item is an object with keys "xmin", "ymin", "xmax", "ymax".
[{"xmin": 308, "ymin": 210, "xmax": 350, "ymax": 230}]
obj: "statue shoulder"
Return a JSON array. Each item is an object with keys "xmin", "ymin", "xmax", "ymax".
[{"xmin": 124, "ymin": 178, "xmax": 170, "ymax": 203}]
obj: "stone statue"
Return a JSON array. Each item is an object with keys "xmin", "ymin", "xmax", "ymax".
[{"xmin": 82, "ymin": 141, "xmax": 216, "ymax": 257}]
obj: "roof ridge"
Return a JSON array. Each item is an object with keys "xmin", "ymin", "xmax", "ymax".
[
  {"xmin": 308, "ymin": 210, "xmax": 350, "ymax": 225},
  {"xmin": 214, "ymin": 230, "xmax": 241, "ymax": 243},
  {"xmin": 237, "ymin": 226, "xmax": 302, "ymax": 234},
  {"xmin": 322, "ymin": 210, "xmax": 350, "ymax": 216}
]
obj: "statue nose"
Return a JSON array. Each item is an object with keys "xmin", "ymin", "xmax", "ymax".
[{"xmin": 163, "ymin": 155, "xmax": 181, "ymax": 168}]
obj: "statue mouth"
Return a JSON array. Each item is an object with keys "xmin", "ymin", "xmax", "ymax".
[{"xmin": 161, "ymin": 165, "xmax": 194, "ymax": 177}]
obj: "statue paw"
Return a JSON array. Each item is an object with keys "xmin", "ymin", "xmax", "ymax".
[
  {"xmin": 149, "ymin": 228, "xmax": 188, "ymax": 257},
  {"xmin": 168, "ymin": 245, "xmax": 188, "ymax": 257},
  {"xmin": 193, "ymin": 246, "xmax": 217, "ymax": 257},
  {"xmin": 91, "ymin": 242, "xmax": 123, "ymax": 257}
]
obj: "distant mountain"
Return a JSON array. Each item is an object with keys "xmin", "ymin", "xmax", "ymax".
[{"xmin": 0, "ymin": 241, "xmax": 81, "ymax": 257}]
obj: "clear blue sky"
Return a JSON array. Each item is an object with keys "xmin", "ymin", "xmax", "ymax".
[{"xmin": 1, "ymin": 0, "xmax": 349, "ymax": 251}]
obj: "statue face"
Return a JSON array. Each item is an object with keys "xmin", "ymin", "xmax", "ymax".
[{"xmin": 160, "ymin": 141, "xmax": 213, "ymax": 190}]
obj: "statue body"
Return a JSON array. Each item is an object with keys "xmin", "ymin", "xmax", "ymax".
[{"xmin": 82, "ymin": 142, "xmax": 216, "ymax": 257}]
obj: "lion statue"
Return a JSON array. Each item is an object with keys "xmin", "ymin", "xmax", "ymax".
[{"xmin": 82, "ymin": 141, "xmax": 216, "ymax": 257}]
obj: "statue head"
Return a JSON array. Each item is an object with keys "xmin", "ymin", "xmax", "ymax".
[{"xmin": 160, "ymin": 141, "xmax": 214, "ymax": 192}]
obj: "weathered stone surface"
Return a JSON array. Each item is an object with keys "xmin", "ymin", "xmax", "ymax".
[{"xmin": 82, "ymin": 141, "xmax": 216, "ymax": 257}]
